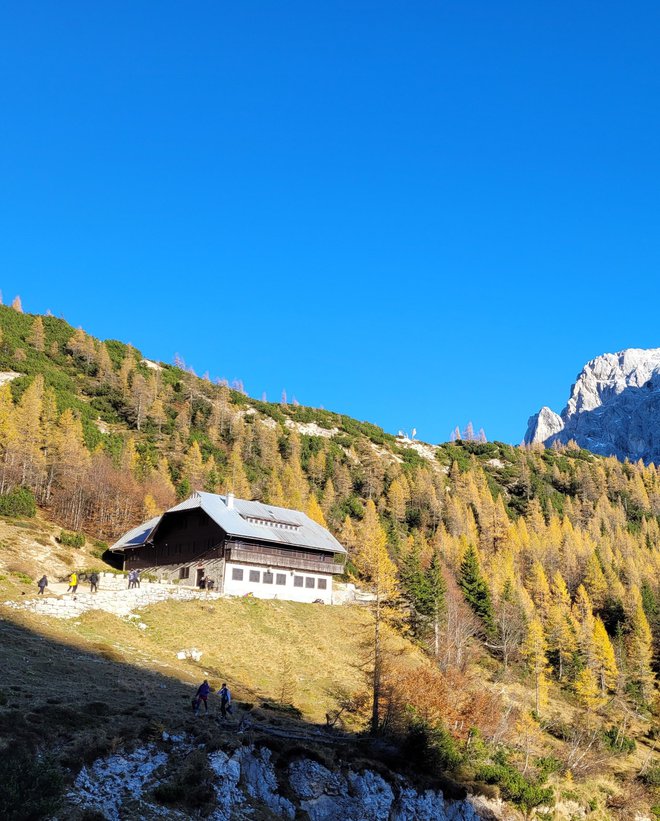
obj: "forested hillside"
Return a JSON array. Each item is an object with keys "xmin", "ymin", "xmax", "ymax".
[{"xmin": 3, "ymin": 301, "xmax": 660, "ymax": 816}]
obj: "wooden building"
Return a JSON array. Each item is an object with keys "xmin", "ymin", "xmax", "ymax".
[{"xmin": 110, "ymin": 492, "xmax": 347, "ymax": 604}]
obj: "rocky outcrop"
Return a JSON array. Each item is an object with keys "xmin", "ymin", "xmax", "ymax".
[
  {"xmin": 524, "ymin": 407, "xmax": 564, "ymax": 444},
  {"xmin": 67, "ymin": 739, "xmax": 485, "ymax": 820},
  {"xmin": 524, "ymin": 348, "xmax": 660, "ymax": 463}
]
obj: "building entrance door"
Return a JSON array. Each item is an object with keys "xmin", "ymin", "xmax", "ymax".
[{"xmin": 196, "ymin": 567, "xmax": 205, "ymax": 588}]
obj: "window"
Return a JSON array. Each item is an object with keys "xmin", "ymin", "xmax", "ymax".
[
  {"xmin": 293, "ymin": 576, "xmax": 304, "ymax": 588},
  {"xmin": 276, "ymin": 574, "xmax": 286, "ymax": 586},
  {"xmin": 231, "ymin": 568, "xmax": 244, "ymax": 582},
  {"xmin": 263, "ymin": 572, "xmax": 273, "ymax": 584},
  {"xmin": 305, "ymin": 577, "xmax": 315, "ymax": 589},
  {"xmin": 179, "ymin": 566, "xmax": 190, "ymax": 580},
  {"xmin": 317, "ymin": 578, "xmax": 327, "ymax": 590},
  {"xmin": 249, "ymin": 570, "xmax": 260, "ymax": 583}
]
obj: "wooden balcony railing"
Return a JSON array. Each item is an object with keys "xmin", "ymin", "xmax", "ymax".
[{"xmin": 226, "ymin": 546, "xmax": 345, "ymax": 575}]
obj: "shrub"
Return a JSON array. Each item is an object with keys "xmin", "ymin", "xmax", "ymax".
[
  {"xmin": 400, "ymin": 718, "xmax": 462, "ymax": 774},
  {"xmin": 152, "ymin": 749, "xmax": 215, "ymax": 813},
  {"xmin": 477, "ymin": 762, "xmax": 554, "ymax": 814},
  {"xmin": 603, "ymin": 726, "xmax": 636, "ymax": 755},
  {"xmin": 0, "ymin": 746, "xmax": 64, "ymax": 820},
  {"xmin": 0, "ymin": 487, "xmax": 36, "ymax": 518},
  {"xmin": 58, "ymin": 530, "xmax": 86, "ymax": 548},
  {"xmin": 641, "ymin": 765, "xmax": 660, "ymax": 787}
]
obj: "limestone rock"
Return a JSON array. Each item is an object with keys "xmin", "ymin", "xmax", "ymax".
[
  {"xmin": 524, "ymin": 348, "xmax": 660, "ymax": 463},
  {"xmin": 524, "ymin": 406, "xmax": 564, "ymax": 445}
]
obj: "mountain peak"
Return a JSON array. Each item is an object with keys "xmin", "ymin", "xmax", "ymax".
[{"xmin": 524, "ymin": 347, "xmax": 660, "ymax": 462}]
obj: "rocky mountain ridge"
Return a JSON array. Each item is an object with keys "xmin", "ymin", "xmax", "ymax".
[{"xmin": 524, "ymin": 347, "xmax": 660, "ymax": 462}]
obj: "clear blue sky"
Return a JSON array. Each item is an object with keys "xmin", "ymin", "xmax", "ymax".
[{"xmin": 2, "ymin": 2, "xmax": 660, "ymax": 444}]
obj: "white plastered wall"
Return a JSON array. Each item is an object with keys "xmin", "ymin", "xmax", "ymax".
[{"xmin": 221, "ymin": 561, "xmax": 333, "ymax": 604}]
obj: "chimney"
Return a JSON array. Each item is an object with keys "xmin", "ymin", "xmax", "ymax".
[{"xmin": 226, "ymin": 491, "xmax": 235, "ymax": 510}]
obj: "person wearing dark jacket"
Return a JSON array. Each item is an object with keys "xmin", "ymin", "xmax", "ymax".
[
  {"xmin": 194, "ymin": 680, "xmax": 212, "ymax": 715},
  {"xmin": 219, "ymin": 683, "xmax": 232, "ymax": 719},
  {"xmin": 89, "ymin": 572, "xmax": 99, "ymax": 593},
  {"xmin": 37, "ymin": 575, "xmax": 48, "ymax": 595}
]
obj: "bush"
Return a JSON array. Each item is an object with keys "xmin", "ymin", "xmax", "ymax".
[
  {"xmin": 477, "ymin": 762, "xmax": 554, "ymax": 814},
  {"xmin": 641, "ymin": 765, "xmax": 660, "ymax": 787},
  {"xmin": 58, "ymin": 530, "xmax": 86, "ymax": 548},
  {"xmin": 0, "ymin": 487, "xmax": 36, "ymax": 518},
  {"xmin": 152, "ymin": 749, "xmax": 215, "ymax": 813},
  {"xmin": 400, "ymin": 719, "xmax": 462, "ymax": 774},
  {"xmin": 603, "ymin": 726, "xmax": 636, "ymax": 755},
  {"xmin": 0, "ymin": 746, "xmax": 64, "ymax": 820}
]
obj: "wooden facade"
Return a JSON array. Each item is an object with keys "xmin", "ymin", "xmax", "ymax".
[{"xmin": 122, "ymin": 508, "xmax": 344, "ymax": 579}]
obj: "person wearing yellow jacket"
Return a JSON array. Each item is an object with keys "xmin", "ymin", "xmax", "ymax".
[{"xmin": 67, "ymin": 572, "xmax": 78, "ymax": 594}]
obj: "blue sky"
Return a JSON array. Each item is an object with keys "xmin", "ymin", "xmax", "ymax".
[{"xmin": 2, "ymin": 2, "xmax": 660, "ymax": 444}]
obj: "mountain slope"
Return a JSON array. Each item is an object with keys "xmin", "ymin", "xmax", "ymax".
[{"xmin": 3, "ymin": 305, "xmax": 660, "ymax": 816}]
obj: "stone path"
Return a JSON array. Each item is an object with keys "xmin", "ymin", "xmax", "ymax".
[{"xmin": 3, "ymin": 573, "xmax": 223, "ymax": 619}]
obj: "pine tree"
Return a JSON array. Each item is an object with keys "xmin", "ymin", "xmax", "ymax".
[
  {"xmin": 458, "ymin": 544, "xmax": 495, "ymax": 634},
  {"xmin": 422, "ymin": 550, "xmax": 446, "ymax": 658}
]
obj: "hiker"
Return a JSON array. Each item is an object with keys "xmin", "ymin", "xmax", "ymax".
[
  {"xmin": 134, "ymin": 570, "xmax": 141, "ymax": 589},
  {"xmin": 128, "ymin": 569, "xmax": 136, "ymax": 589},
  {"xmin": 194, "ymin": 679, "xmax": 212, "ymax": 715},
  {"xmin": 219, "ymin": 683, "xmax": 232, "ymax": 719},
  {"xmin": 89, "ymin": 571, "xmax": 99, "ymax": 593},
  {"xmin": 206, "ymin": 578, "xmax": 214, "ymax": 592},
  {"xmin": 67, "ymin": 572, "xmax": 78, "ymax": 594},
  {"xmin": 37, "ymin": 575, "xmax": 48, "ymax": 595},
  {"xmin": 198, "ymin": 575, "xmax": 206, "ymax": 590}
]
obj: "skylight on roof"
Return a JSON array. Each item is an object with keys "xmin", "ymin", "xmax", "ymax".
[{"xmin": 242, "ymin": 515, "xmax": 300, "ymax": 532}]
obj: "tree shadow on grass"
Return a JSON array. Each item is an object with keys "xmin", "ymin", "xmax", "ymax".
[{"xmin": 0, "ymin": 615, "xmax": 469, "ymax": 820}]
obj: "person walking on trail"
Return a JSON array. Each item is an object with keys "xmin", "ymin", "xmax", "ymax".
[
  {"xmin": 134, "ymin": 570, "xmax": 141, "ymax": 589},
  {"xmin": 67, "ymin": 572, "xmax": 78, "ymax": 594},
  {"xmin": 89, "ymin": 572, "xmax": 99, "ymax": 593},
  {"xmin": 128, "ymin": 570, "xmax": 136, "ymax": 589},
  {"xmin": 194, "ymin": 680, "xmax": 212, "ymax": 715},
  {"xmin": 219, "ymin": 683, "xmax": 232, "ymax": 719},
  {"xmin": 37, "ymin": 575, "xmax": 48, "ymax": 595}
]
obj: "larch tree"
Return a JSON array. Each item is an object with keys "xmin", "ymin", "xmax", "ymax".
[
  {"xmin": 130, "ymin": 373, "xmax": 152, "ymax": 431},
  {"xmin": 0, "ymin": 384, "xmax": 17, "ymax": 494},
  {"xmin": 353, "ymin": 499, "xmax": 398, "ymax": 734},
  {"xmin": 626, "ymin": 587, "xmax": 655, "ymax": 703},
  {"xmin": 11, "ymin": 295, "xmax": 22, "ymax": 312},
  {"xmin": 592, "ymin": 616, "xmax": 618, "ymax": 694},
  {"xmin": 16, "ymin": 375, "xmax": 45, "ymax": 489},
  {"xmin": 522, "ymin": 616, "xmax": 550, "ymax": 715},
  {"xmin": 305, "ymin": 494, "xmax": 327, "ymax": 527},
  {"xmin": 387, "ymin": 477, "xmax": 407, "ymax": 523},
  {"xmin": 574, "ymin": 666, "xmax": 602, "ymax": 711},
  {"xmin": 228, "ymin": 445, "xmax": 251, "ymax": 499},
  {"xmin": 28, "ymin": 316, "xmax": 45, "ymax": 351},
  {"xmin": 182, "ymin": 441, "xmax": 206, "ymax": 491}
]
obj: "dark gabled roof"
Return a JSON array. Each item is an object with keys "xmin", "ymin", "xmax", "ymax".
[{"xmin": 111, "ymin": 492, "xmax": 347, "ymax": 556}]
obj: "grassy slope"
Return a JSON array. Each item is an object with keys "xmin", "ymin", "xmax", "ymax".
[{"xmin": 0, "ymin": 517, "xmax": 657, "ymax": 818}]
